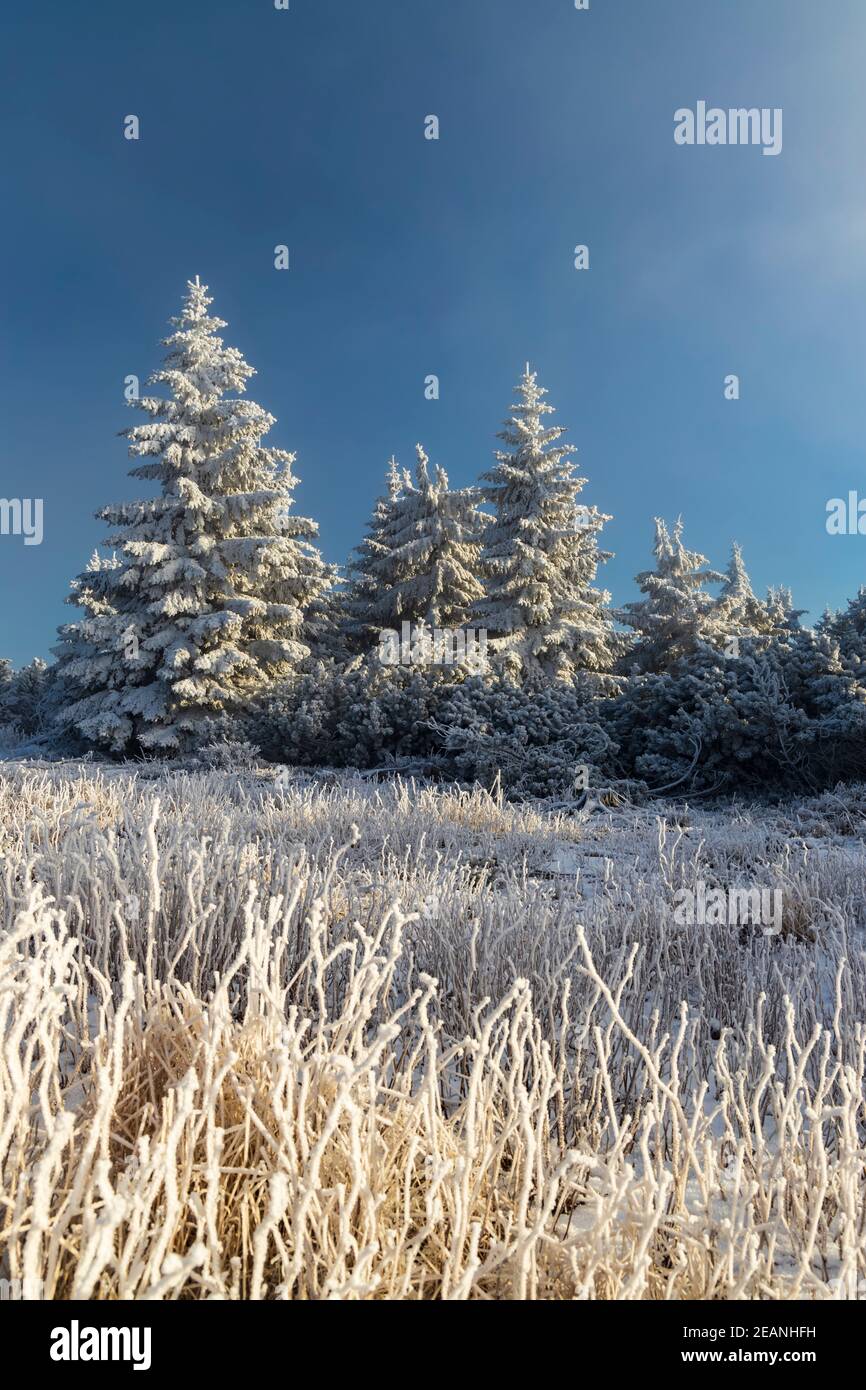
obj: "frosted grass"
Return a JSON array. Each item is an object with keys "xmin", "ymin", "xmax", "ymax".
[{"xmin": 1, "ymin": 763, "xmax": 864, "ymax": 1299}]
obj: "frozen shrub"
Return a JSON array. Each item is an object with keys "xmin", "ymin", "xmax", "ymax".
[
  {"xmin": 608, "ymin": 632, "xmax": 866, "ymax": 794},
  {"xmin": 431, "ymin": 675, "xmax": 618, "ymax": 796},
  {"xmin": 244, "ymin": 659, "xmax": 466, "ymax": 769},
  {"xmin": 192, "ymin": 738, "xmax": 262, "ymax": 771},
  {"xmin": 245, "ymin": 663, "xmax": 620, "ymax": 794}
]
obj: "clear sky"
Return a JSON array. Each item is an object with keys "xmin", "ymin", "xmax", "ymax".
[{"xmin": 2, "ymin": 0, "xmax": 866, "ymax": 667}]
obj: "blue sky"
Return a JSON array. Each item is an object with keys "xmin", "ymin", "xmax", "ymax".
[{"xmin": 2, "ymin": 0, "xmax": 866, "ymax": 666}]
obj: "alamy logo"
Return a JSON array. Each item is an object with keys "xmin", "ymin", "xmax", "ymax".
[
  {"xmin": 123, "ymin": 625, "xmax": 140, "ymax": 662},
  {"xmin": 378, "ymin": 621, "xmax": 487, "ymax": 669},
  {"xmin": 673, "ymin": 881, "xmax": 782, "ymax": 935},
  {"xmin": 50, "ymin": 1320, "xmax": 151, "ymax": 1372},
  {"xmin": 674, "ymin": 102, "xmax": 782, "ymax": 157},
  {"xmin": 0, "ymin": 497, "xmax": 43, "ymax": 545},
  {"xmin": 826, "ymin": 491, "xmax": 866, "ymax": 535},
  {"xmin": 0, "ymin": 1276, "xmax": 43, "ymax": 1299}
]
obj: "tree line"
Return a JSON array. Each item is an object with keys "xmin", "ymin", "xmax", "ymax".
[{"xmin": 3, "ymin": 278, "xmax": 866, "ymax": 797}]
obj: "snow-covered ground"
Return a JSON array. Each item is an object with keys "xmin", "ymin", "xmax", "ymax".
[{"xmin": 1, "ymin": 761, "xmax": 864, "ymax": 1299}]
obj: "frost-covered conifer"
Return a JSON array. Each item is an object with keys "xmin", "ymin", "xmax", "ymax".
[
  {"xmin": 610, "ymin": 627, "xmax": 866, "ymax": 793},
  {"xmin": 386, "ymin": 445, "xmax": 486, "ymax": 628},
  {"xmin": 55, "ymin": 278, "xmax": 333, "ymax": 752},
  {"xmin": 617, "ymin": 518, "xmax": 724, "ymax": 673},
  {"xmin": 341, "ymin": 457, "xmax": 405, "ymax": 652},
  {"xmin": 343, "ymin": 447, "xmax": 486, "ymax": 649},
  {"xmin": 715, "ymin": 543, "xmax": 775, "ymax": 640},
  {"xmin": 0, "ymin": 658, "xmax": 50, "ymax": 734},
  {"xmin": 763, "ymin": 585, "xmax": 805, "ymax": 636},
  {"xmin": 819, "ymin": 587, "xmax": 866, "ymax": 665},
  {"xmin": 473, "ymin": 367, "xmax": 616, "ymax": 681},
  {"xmin": 52, "ymin": 551, "xmax": 124, "ymax": 730}
]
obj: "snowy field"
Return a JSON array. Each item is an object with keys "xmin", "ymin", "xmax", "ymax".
[{"xmin": 1, "ymin": 761, "xmax": 865, "ymax": 1299}]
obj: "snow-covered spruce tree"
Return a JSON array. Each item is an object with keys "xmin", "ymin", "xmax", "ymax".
[
  {"xmin": 343, "ymin": 446, "xmax": 487, "ymax": 648},
  {"xmin": 819, "ymin": 587, "xmax": 866, "ymax": 668},
  {"xmin": 384, "ymin": 445, "xmax": 487, "ymax": 629},
  {"xmin": 473, "ymin": 367, "xmax": 616, "ymax": 683},
  {"xmin": 340, "ymin": 456, "xmax": 405, "ymax": 653},
  {"xmin": 616, "ymin": 517, "xmax": 724, "ymax": 673},
  {"xmin": 764, "ymin": 585, "xmax": 805, "ymax": 636},
  {"xmin": 53, "ymin": 551, "xmax": 122, "ymax": 729},
  {"xmin": 0, "ymin": 658, "xmax": 50, "ymax": 735},
  {"xmin": 714, "ymin": 543, "xmax": 776, "ymax": 640},
  {"xmin": 55, "ymin": 279, "xmax": 334, "ymax": 753}
]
